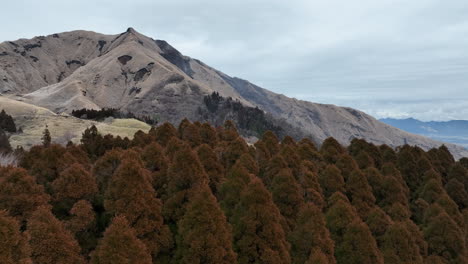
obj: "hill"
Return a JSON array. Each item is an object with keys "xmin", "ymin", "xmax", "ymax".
[
  {"xmin": 381, "ymin": 118, "xmax": 468, "ymax": 149},
  {"xmin": 0, "ymin": 96, "xmax": 150, "ymax": 148},
  {"xmin": 1, "ymin": 28, "xmax": 467, "ymax": 158}
]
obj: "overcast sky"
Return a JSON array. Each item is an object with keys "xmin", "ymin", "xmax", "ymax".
[{"xmin": 1, "ymin": 0, "xmax": 468, "ymax": 121}]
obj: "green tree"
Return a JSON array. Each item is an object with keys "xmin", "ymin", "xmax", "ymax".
[{"xmin": 41, "ymin": 125, "xmax": 51, "ymax": 147}]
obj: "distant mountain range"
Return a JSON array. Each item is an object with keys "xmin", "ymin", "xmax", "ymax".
[
  {"xmin": 380, "ymin": 118, "xmax": 468, "ymax": 149},
  {"xmin": 1, "ymin": 27, "xmax": 467, "ymax": 158}
]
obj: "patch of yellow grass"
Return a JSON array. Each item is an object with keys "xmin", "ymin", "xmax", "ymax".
[{"xmin": 2, "ymin": 97, "xmax": 151, "ymax": 148}]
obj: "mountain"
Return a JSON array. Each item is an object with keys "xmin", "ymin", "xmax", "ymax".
[
  {"xmin": 1, "ymin": 28, "xmax": 467, "ymax": 158},
  {"xmin": 380, "ymin": 118, "xmax": 468, "ymax": 149}
]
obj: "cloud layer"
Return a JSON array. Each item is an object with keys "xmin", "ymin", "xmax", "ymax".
[{"xmin": 1, "ymin": 0, "xmax": 467, "ymax": 121}]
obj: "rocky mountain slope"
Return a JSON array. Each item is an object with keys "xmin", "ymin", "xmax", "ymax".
[{"xmin": 1, "ymin": 28, "xmax": 467, "ymax": 158}]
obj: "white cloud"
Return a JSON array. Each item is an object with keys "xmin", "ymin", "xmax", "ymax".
[{"xmin": 1, "ymin": 0, "xmax": 468, "ymax": 121}]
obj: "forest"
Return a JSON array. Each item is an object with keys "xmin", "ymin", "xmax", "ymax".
[{"xmin": 0, "ymin": 113, "xmax": 468, "ymax": 264}]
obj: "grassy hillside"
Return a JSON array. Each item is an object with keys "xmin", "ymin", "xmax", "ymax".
[{"xmin": 0, "ymin": 96, "xmax": 150, "ymax": 148}]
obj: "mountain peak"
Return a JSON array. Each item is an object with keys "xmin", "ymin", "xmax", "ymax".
[{"xmin": 126, "ymin": 27, "xmax": 138, "ymax": 34}]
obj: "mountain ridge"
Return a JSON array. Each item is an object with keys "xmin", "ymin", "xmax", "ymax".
[
  {"xmin": 380, "ymin": 117, "xmax": 468, "ymax": 149},
  {"xmin": 1, "ymin": 28, "xmax": 467, "ymax": 158}
]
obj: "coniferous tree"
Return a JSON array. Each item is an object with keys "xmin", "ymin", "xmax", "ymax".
[
  {"xmin": 270, "ymin": 168, "xmax": 305, "ymax": 230},
  {"xmin": 423, "ymin": 204, "xmax": 467, "ymax": 263},
  {"xmin": 199, "ymin": 122, "xmax": 218, "ymax": 147},
  {"xmin": 346, "ymin": 169, "xmax": 376, "ymax": 218},
  {"xmin": 105, "ymin": 158, "xmax": 172, "ymax": 259},
  {"xmin": 91, "ymin": 215, "xmax": 152, "ymax": 264},
  {"xmin": 0, "ymin": 210, "xmax": 31, "ymax": 264},
  {"xmin": 174, "ymin": 185, "xmax": 237, "ymax": 264},
  {"xmin": 0, "ymin": 167, "xmax": 50, "ymax": 222},
  {"xmin": 0, "ymin": 110, "xmax": 17, "ymax": 133},
  {"xmin": 141, "ymin": 142, "xmax": 169, "ymax": 198},
  {"xmin": 80, "ymin": 125, "xmax": 103, "ymax": 159},
  {"xmin": 259, "ymin": 131, "xmax": 280, "ymax": 157},
  {"xmin": 27, "ymin": 206, "xmax": 85, "ymax": 264},
  {"xmin": 325, "ymin": 193, "xmax": 383, "ymax": 264},
  {"xmin": 196, "ymin": 144, "xmax": 225, "ymax": 195},
  {"xmin": 380, "ymin": 221, "xmax": 424, "ymax": 264},
  {"xmin": 289, "ymin": 203, "xmax": 336, "ymax": 264},
  {"xmin": 298, "ymin": 161, "xmax": 325, "ymax": 210},
  {"xmin": 232, "ymin": 178, "xmax": 291, "ymax": 264},
  {"xmin": 51, "ymin": 163, "xmax": 98, "ymax": 216},
  {"xmin": 164, "ymin": 145, "xmax": 208, "ymax": 223},
  {"xmin": 319, "ymin": 165, "xmax": 345, "ymax": 198},
  {"xmin": 297, "ymin": 138, "xmax": 322, "ymax": 163},
  {"xmin": 320, "ymin": 137, "xmax": 345, "ymax": 164},
  {"xmin": 66, "ymin": 200, "xmax": 96, "ymax": 254},
  {"xmin": 0, "ymin": 128, "xmax": 12, "ymax": 153},
  {"xmin": 219, "ymin": 163, "xmax": 254, "ymax": 221},
  {"xmin": 41, "ymin": 126, "xmax": 51, "ymax": 147}
]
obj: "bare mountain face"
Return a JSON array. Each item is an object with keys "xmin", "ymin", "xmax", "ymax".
[{"xmin": 1, "ymin": 28, "xmax": 467, "ymax": 158}]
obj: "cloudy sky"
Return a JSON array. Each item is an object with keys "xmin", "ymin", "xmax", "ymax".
[{"xmin": 1, "ymin": 0, "xmax": 468, "ymax": 121}]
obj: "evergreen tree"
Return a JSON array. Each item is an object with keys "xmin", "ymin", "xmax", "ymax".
[
  {"xmin": 298, "ymin": 161, "xmax": 325, "ymax": 210},
  {"xmin": 232, "ymin": 178, "xmax": 291, "ymax": 264},
  {"xmin": 141, "ymin": 142, "xmax": 169, "ymax": 198},
  {"xmin": 105, "ymin": 158, "xmax": 172, "ymax": 259},
  {"xmin": 381, "ymin": 221, "xmax": 424, "ymax": 264},
  {"xmin": 297, "ymin": 138, "xmax": 322, "ymax": 163},
  {"xmin": 66, "ymin": 200, "xmax": 96, "ymax": 254},
  {"xmin": 152, "ymin": 122, "xmax": 178, "ymax": 147},
  {"xmin": 270, "ymin": 168, "xmax": 305, "ymax": 230},
  {"xmin": 196, "ymin": 144, "xmax": 225, "ymax": 195},
  {"xmin": 0, "ymin": 167, "xmax": 50, "ymax": 222},
  {"xmin": 319, "ymin": 165, "xmax": 345, "ymax": 198},
  {"xmin": 320, "ymin": 137, "xmax": 345, "ymax": 164},
  {"xmin": 80, "ymin": 125, "xmax": 103, "ymax": 159},
  {"xmin": 0, "ymin": 210, "xmax": 31, "ymax": 264},
  {"xmin": 51, "ymin": 163, "xmax": 98, "ymax": 215},
  {"xmin": 0, "ymin": 110, "xmax": 17, "ymax": 133},
  {"xmin": 164, "ymin": 145, "xmax": 208, "ymax": 223},
  {"xmin": 259, "ymin": 130, "xmax": 280, "ymax": 157},
  {"xmin": 199, "ymin": 122, "xmax": 218, "ymax": 147},
  {"xmin": 338, "ymin": 220, "xmax": 384, "ymax": 264},
  {"xmin": 219, "ymin": 163, "xmax": 253, "ymax": 221},
  {"xmin": 174, "ymin": 185, "xmax": 237, "ymax": 264},
  {"xmin": 0, "ymin": 128, "xmax": 12, "ymax": 153},
  {"xmin": 325, "ymin": 193, "xmax": 383, "ymax": 264},
  {"xmin": 41, "ymin": 125, "xmax": 51, "ymax": 147},
  {"xmin": 178, "ymin": 119, "xmax": 202, "ymax": 147},
  {"xmin": 289, "ymin": 203, "xmax": 336, "ymax": 264},
  {"xmin": 91, "ymin": 215, "xmax": 152, "ymax": 264},
  {"xmin": 222, "ymin": 137, "xmax": 249, "ymax": 169},
  {"xmin": 346, "ymin": 169, "xmax": 376, "ymax": 218},
  {"xmin": 27, "ymin": 206, "xmax": 85, "ymax": 264},
  {"xmin": 423, "ymin": 206, "xmax": 467, "ymax": 263}
]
